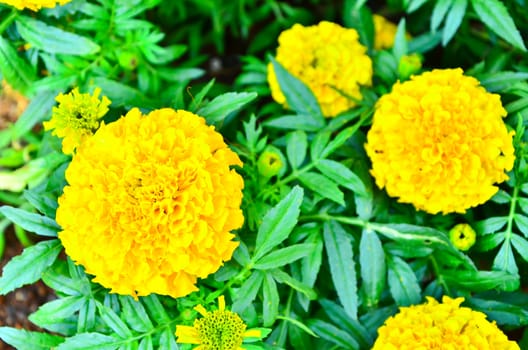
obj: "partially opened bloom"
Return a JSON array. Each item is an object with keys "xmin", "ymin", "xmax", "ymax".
[
  {"xmin": 373, "ymin": 14, "xmax": 398, "ymax": 50},
  {"xmin": 372, "ymin": 296, "xmax": 519, "ymax": 349},
  {"xmin": 365, "ymin": 68, "xmax": 515, "ymax": 214},
  {"xmin": 267, "ymin": 21, "xmax": 372, "ymax": 117},
  {"xmin": 176, "ymin": 296, "xmax": 263, "ymax": 350},
  {"xmin": 0, "ymin": 0, "xmax": 71, "ymax": 11},
  {"xmin": 56, "ymin": 108, "xmax": 244, "ymax": 298},
  {"xmin": 44, "ymin": 88, "xmax": 111, "ymax": 155}
]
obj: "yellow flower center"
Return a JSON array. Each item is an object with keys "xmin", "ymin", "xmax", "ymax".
[{"xmin": 195, "ymin": 309, "xmax": 247, "ymax": 350}]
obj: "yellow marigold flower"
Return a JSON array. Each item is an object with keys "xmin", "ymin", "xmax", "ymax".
[
  {"xmin": 0, "ymin": 0, "xmax": 71, "ymax": 11},
  {"xmin": 43, "ymin": 88, "xmax": 111, "ymax": 155},
  {"xmin": 365, "ymin": 68, "xmax": 515, "ymax": 214},
  {"xmin": 56, "ymin": 108, "xmax": 244, "ymax": 298},
  {"xmin": 373, "ymin": 14, "xmax": 398, "ymax": 50},
  {"xmin": 373, "ymin": 296, "xmax": 519, "ymax": 350},
  {"xmin": 449, "ymin": 223, "xmax": 476, "ymax": 251},
  {"xmin": 176, "ymin": 296, "xmax": 263, "ymax": 350},
  {"xmin": 267, "ymin": 21, "xmax": 372, "ymax": 117}
]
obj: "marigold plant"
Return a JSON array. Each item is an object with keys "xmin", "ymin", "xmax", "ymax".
[
  {"xmin": 267, "ymin": 21, "xmax": 372, "ymax": 117},
  {"xmin": 56, "ymin": 107, "xmax": 244, "ymax": 298},
  {"xmin": 372, "ymin": 296, "xmax": 520, "ymax": 349},
  {"xmin": 365, "ymin": 68, "xmax": 515, "ymax": 214},
  {"xmin": 0, "ymin": 0, "xmax": 70, "ymax": 11}
]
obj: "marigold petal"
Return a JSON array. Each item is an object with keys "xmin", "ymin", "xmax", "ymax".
[{"xmin": 175, "ymin": 325, "xmax": 201, "ymax": 344}]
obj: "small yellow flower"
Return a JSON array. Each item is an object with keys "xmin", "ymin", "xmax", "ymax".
[
  {"xmin": 43, "ymin": 88, "xmax": 111, "ymax": 155},
  {"xmin": 56, "ymin": 108, "xmax": 244, "ymax": 299},
  {"xmin": 267, "ymin": 21, "xmax": 372, "ymax": 117},
  {"xmin": 0, "ymin": 0, "xmax": 71, "ymax": 11},
  {"xmin": 449, "ymin": 223, "xmax": 476, "ymax": 251},
  {"xmin": 373, "ymin": 14, "xmax": 399, "ymax": 50},
  {"xmin": 257, "ymin": 149, "xmax": 283, "ymax": 178},
  {"xmin": 372, "ymin": 296, "xmax": 519, "ymax": 349},
  {"xmin": 176, "ymin": 296, "xmax": 263, "ymax": 350},
  {"xmin": 365, "ymin": 68, "xmax": 515, "ymax": 214}
]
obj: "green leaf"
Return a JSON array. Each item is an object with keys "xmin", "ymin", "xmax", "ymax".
[
  {"xmin": 269, "ymin": 57, "xmax": 324, "ymax": 120},
  {"xmin": 29, "ymin": 296, "xmax": 86, "ymax": 329},
  {"xmin": 56, "ymin": 333, "xmax": 120, "ymax": 350},
  {"xmin": 359, "ymin": 229, "xmax": 386, "ymax": 307},
  {"xmin": 443, "ymin": 269, "xmax": 519, "ymax": 292},
  {"xmin": 301, "ymin": 232, "xmax": 323, "ymax": 290},
  {"xmin": 97, "ymin": 301, "xmax": 133, "ymax": 339},
  {"xmin": 0, "ymin": 36, "xmax": 36, "ymax": 95},
  {"xmin": 16, "ymin": 16, "xmax": 100, "ymax": 55},
  {"xmin": 514, "ymin": 214, "xmax": 528, "ymax": 237},
  {"xmin": 474, "ymin": 216, "xmax": 508, "ymax": 234},
  {"xmin": 91, "ymin": 77, "xmax": 154, "ymax": 108},
  {"xmin": 315, "ymin": 159, "xmax": 367, "ymax": 196},
  {"xmin": 0, "ymin": 206, "xmax": 60, "ymax": 237},
  {"xmin": 442, "ymin": 0, "xmax": 468, "ymax": 45},
  {"xmin": 138, "ymin": 336, "xmax": 153, "ymax": 350},
  {"xmin": 324, "ymin": 221, "xmax": 358, "ymax": 319},
  {"xmin": 431, "ymin": 0, "xmax": 454, "ymax": 32},
  {"xmin": 467, "ymin": 297, "xmax": 528, "ymax": 327},
  {"xmin": 511, "ymin": 234, "xmax": 528, "ymax": 263},
  {"xmin": 270, "ymin": 269, "xmax": 317, "ymax": 300},
  {"xmin": 376, "ymin": 224, "xmax": 452, "ymax": 251},
  {"xmin": 16, "ymin": 89, "xmax": 62, "ymax": 138},
  {"xmin": 262, "ymin": 273, "xmax": 279, "ymax": 327},
  {"xmin": 475, "ymin": 231, "xmax": 506, "ymax": 252},
  {"xmin": 343, "ymin": 3, "xmax": 374, "ymax": 50},
  {"xmin": 319, "ymin": 299, "xmax": 373, "ymax": 347},
  {"xmin": 188, "ymin": 79, "xmax": 215, "ymax": 112},
  {"xmin": 0, "ymin": 327, "xmax": 64, "ymax": 350},
  {"xmin": 286, "ymin": 131, "xmax": 307, "ymax": 169},
  {"xmin": 471, "ymin": 0, "xmax": 526, "ymax": 51},
  {"xmin": 477, "ymin": 72, "xmax": 528, "ymax": 92},
  {"xmin": 23, "ymin": 189, "xmax": 58, "ymax": 219},
  {"xmin": 253, "ymin": 186, "xmax": 304, "ymax": 261},
  {"xmin": 263, "ymin": 114, "xmax": 325, "ymax": 132},
  {"xmin": 253, "ymin": 244, "xmax": 315, "ymax": 270},
  {"xmin": 0, "ymin": 239, "xmax": 62, "ymax": 295},
  {"xmin": 494, "ymin": 240, "xmax": 519, "ymax": 274},
  {"xmin": 159, "ymin": 328, "xmax": 178, "ymax": 350},
  {"xmin": 392, "ymin": 19, "xmax": 408, "ymax": 62},
  {"xmin": 387, "ymin": 256, "xmax": 421, "ymax": 306},
  {"xmin": 320, "ymin": 125, "xmax": 359, "ymax": 159},
  {"xmin": 232, "ymin": 271, "xmax": 265, "ymax": 313},
  {"xmin": 141, "ymin": 295, "xmax": 170, "ymax": 325},
  {"xmin": 298, "ymin": 172, "xmax": 345, "ymax": 206},
  {"xmin": 308, "ymin": 320, "xmax": 360, "ymax": 350},
  {"xmin": 120, "ymin": 296, "xmax": 154, "ymax": 333},
  {"xmin": 196, "ymin": 92, "xmax": 257, "ymax": 125}
]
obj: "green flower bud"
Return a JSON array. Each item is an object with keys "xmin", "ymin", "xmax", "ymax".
[
  {"xmin": 257, "ymin": 149, "xmax": 283, "ymax": 178},
  {"xmin": 398, "ymin": 53, "xmax": 422, "ymax": 81},
  {"xmin": 449, "ymin": 223, "xmax": 476, "ymax": 251}
]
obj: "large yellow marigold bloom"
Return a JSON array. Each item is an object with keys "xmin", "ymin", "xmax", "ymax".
[
  {"xmin": 0, "ymin": 0, "xmax": 70, "ymax": 11},
  {"xmin": 43, "ymin": 88, "xmax": 111, "ymax": 155},
  {"xmin": 365, "ymin": 68, "xmax": 515, "ymax": 214},
  {"xmin": 267, "ymin": 21, "xmax": 372, "ymax": 117},
  {"xmin": 373, "ymin": 296, "xmax": 519, "ymax": 350},
  {"xmin": 176, "ymin": 296, "xmax": 262, "ymax": 349},
  {"xmin": 56, "ymin": 108, "xmax": 244, "ymax": 298}
]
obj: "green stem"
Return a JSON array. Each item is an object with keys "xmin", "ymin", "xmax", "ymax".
[
  {"xmin": 14, "ymin": 224, "xmax": 32, "ymax": 247},
  {"xmin": 429, "ymin": 255, "xmax": 452, "ymax": 296},
  {"xmin": 0, "ymin": 8, "xmax": 17, "ymax": 36},
  {"xmin": 505, "ymin": 184, "xmax": 519, "ymax": 243}
]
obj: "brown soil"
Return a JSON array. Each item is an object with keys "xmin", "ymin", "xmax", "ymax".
[{"xmin": 0, "ymin": 229, "xmax": 56, "ymax": 350}]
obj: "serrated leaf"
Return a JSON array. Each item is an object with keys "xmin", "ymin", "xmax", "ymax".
[
  {"xmin": 96, "ymin": 302, "xmax": 133, "ymax": 339},
  {"xmin": 23, "ymin": 189, "xmax": 58, "ymax": 219},
  {"xmin": 431, "ymin": 0, "xmax": 454, "ymax": 32},
  {"xmin": 387, "ymin": 256, "xmax": 421, "ymax": 306},
  {"xmin": 0, "ymin": 239, "xmax": 61, "ymax": 295},
  {"xmin": 511, "ymin": 234, "xmax": 528, "ymax": 263},
  {"xmin": 269, "ymin": 57, "xmax": 324, "ymax": 120},
  {"xmin": 0, "ymin": 36, "xmax": 36, "ymax": 95},
  {"xmin": 17, "ymin": 16, "xmax": 100, "ymax": 55},
  {"xmin": 270, "ymin": 269, "xmax": 317, "ymax": 300},
  {"xmin": 56, "ymin": 333, "xmax": 120, "ymax": 350},
  {"xmin": 359, "ymin": 229, "xmax": 386, "ymax": 307},
  {"xmin": 475, "ymin": 231, "xmax": 506, "ymax": 252},
  {"xmin": 120, "ymin": 296, "xmax": 154, "ymax": 333},
  {"xmin": 442, "ymin": 0, "xmax": 468, "ymax": 45},
  {"xmin": 29, "ymin": 296, "xmax": 86, "ymax": 329},
  {"xmin": 196, "ymin": 92, "xmax": 257, "ymax": 125},
  {"xmin": 298, "ymin": 172, "xmax": 345, "ymax": 206},
  {"xmin": 141, "ymin": 295, "xmax": 170, "ymax": 325},
  {"xmin": 320, "ymin": 126, "xmax": 359, "ymax": 159},
  {"xmin": 286, "ymin": 131, "xmax": 307, "ymax": 169},
  {"xmin": 315, "ymin": 159, "xmax": 367, "ymax": 196},
  {"xmin": 324, "ymin": 221, "xmax": 358, "ymax": 319},
  {"xmin": 442, "ymin": 269, "xmax": 519, "ymax": 292},
  {"xmin": 253, "ymin": 244, "xmax": 315, "ymax": 270},
  {"xmin": 471, "ymin": 0, "xmax": 526, "ymax": 51},
  {"xmin": 474, "ymin": 216, "xmax": 508, "ymax": 234},
  {"xmin": 189, "ymin": 79, "xmax": 215, "ymax": 112},
  {"xmin": 493, "ymin": 241, "xmax": 518, "ymax": 275},
  {"xmin": 0, "ymin": 327, "xmax": 64, "ymax": 350},
  {"xmin": 253, "ymin": 186, "xmax": 304, "ymax": 261},
  {"xmin": 308, "ymin": 320, "xmax": 360, "ymax": 350},
  {"xmin": 0, "ymin": 206, "xmax": 60, "ymax": 237},
  {"xmin": 232, "ymin": 271, "xmax": 265, "ymax": 313},
  {"xmin": 262, "ymin": 273, "xmax": 279, "ymax": 327},
  {"xmin": 514, "ymin": 214, "xmax": 528, "ymax": 237}
]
